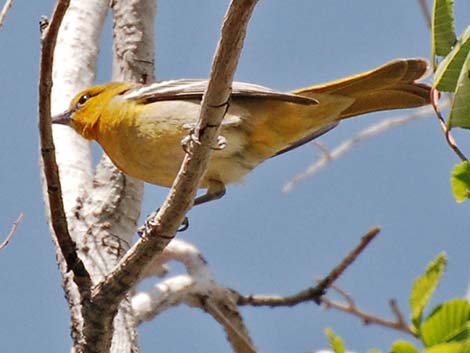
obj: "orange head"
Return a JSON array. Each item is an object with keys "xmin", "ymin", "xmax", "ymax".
[{"xmin": 52, "ymin": 82, "xmax": 137, "ymax": 140}]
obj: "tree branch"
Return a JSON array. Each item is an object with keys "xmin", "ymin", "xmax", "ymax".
[
  {"xmin": 417, "ymin": 0, "xmax": 432, "ymax": 29},
  {"xmin": 283, "ymin": 107, "xmax": 433, "ymax": 193},
  {"xmin": 132, "ymin": 239, "xmax": 256, "ymax": 353},
  {"xmin": 321, "ymin": 291, "xmax": 414, "ymax": 336},
  {"xmin": 38, "ymin": 0, "xmax": 92, "ymax": 292},
  {"xmin": 0, "ymin": 0, "xmax": 13, "ymax": 29},
  {"xmin": 46, "ymin": 1, "xmax": 110, "ymax": 351},
  {"xmin": 236, "ymin": 227, "xmax": 380, "ymax": 307},
  {"xmin": 233, "ymin": 227, "xmax": 414, "ymax": 336},
  {"xmin": 0, "ymin": 213, "xmax": 23, "ymax": 251},
  {"xmin": 430, "ymin": 88, "xmax": 467, "ymax": 162}
]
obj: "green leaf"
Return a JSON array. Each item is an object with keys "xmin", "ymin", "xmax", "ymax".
[
  {"xmin": 368, "ymin": 349, "xmax": 382, "ymax": 353},
  {"xmin": 424, "ymin": 342, "xmax": 470, "ymax": 353},
  {"xmin": 448, "ymin": 50, "xmax": 470, "ymax": 129},
  {"xmin": 450, "ymin": 161, "xmax": 470, "ymax": 203},
  {"xmin": 410, "ymin": 253, "xmax": 447, "ymax": 330},
  {"xmin": 432, "ymin": 0, "xmax": 457, "ymax": 58},
  {"xmin": 434, "ymin": 27, "xmax": 470, "ymax": 92},
  {"xmin": 421, "ymin": 299, "xmax": 470, "ymax": 347},
  {"xmin": 390, "ymin": 340, "xmax": 420, "ymax": 353},
  {"xmin": 325, "ymin": 328, "xmax": 345, "ymax": 353}
]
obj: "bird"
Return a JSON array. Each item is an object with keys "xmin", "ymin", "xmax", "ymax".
[{"xmin": 52, "ymin": 58, "xmax": 431, "ymax": 205}]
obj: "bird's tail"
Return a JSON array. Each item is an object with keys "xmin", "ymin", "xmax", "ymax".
[{"xmin": 292, "ymin": 58, "xmax": 431, "ymax": 120}]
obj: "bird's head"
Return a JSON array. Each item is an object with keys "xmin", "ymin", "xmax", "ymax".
[{"xmin": 52, "ymin": 82, "xmax": 135, "ymax": 140}]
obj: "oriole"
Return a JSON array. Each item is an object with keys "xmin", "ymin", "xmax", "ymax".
[{"xmin": 52, "ymin": 58, "xmax": 431, "ymax": 205}]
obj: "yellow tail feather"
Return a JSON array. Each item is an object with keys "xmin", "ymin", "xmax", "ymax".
[{"xmin": 293, "ymin": 58, "xmax": 430, "ymax": 119}]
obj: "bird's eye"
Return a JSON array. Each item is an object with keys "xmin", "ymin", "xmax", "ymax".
[{"xmin": 77, "ymin": 94, "xmax": 90, "ymax": 107}]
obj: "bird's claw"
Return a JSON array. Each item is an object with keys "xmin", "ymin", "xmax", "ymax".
[
  {"xmin": 137, "ymin": 209, "xmax": 190, "ymax": 236},
  {"xmin": 137, "ymin": 212, "xmax": 158, "ymax": 237},
  {"xmin": 181, "ymin": 128, "xmax": 201, "ymax": 155},
  {"xmin": 178, "ymin": 217, "xmax": 189, "ymax": 232},
  {"xmin": 212, "ymin": 135, "xmax": 227, "ymax": 151},
  {"xmin": 181, "ymin": 126, "xmax": 227, "ymax": 154}
]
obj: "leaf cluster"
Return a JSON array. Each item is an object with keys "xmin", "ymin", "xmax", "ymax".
[
  {"xmin": 431, "ymin": 0, "xmax": 470, "ymax": 202},
  {"xmin": 325, "ymin": 253, "xmax": 470, "ymax": 353}
]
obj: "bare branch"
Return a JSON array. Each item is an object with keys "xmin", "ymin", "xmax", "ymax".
[
  {"xmin": 329, "ymin": 284, "xmax": 354, "ymax": 307},
  {"xmin": 46, "ymin": 2, "xmax": 111, "ymax": 352},
  {"xmin": 318, "ymin": 227, "xmax": 380, "ymax": 292},
  {"xmin": 200, "ymin": 299, "xmax": 258, "ymax": 353},
  {"xmin": 0, "ymin": 213, "xmax": 23, "ymax": 251},
  {"xmin": 417, "ymin": 0, "xmax": 432, "ymax": 29},
  {"xmin": 236, "ymin": 227, "xmax": 380, "ymax": 307},
  {"xmin": 140, "ymin": 238, "xmax": 211, "ymax": 279},
  {"xmin": 132, "ymin": 274, "xmax": 196, "ymax": 320},
  {"xmin": 283, "ymin": 107, "xmax": 433, "ymax": 193},
  {"xmin": 321, "ymin": 294, "xmax": 414, "ymax": 336},
  {"xmin": 92, "ymin": 0, "xmax": 259, "ymax": 310},
  {"xmin": 39, "ymin": 0, "xmax": 91, "ymax": 291},
  {"xmin": 431, "ymin": 88, "xmax": 468, "ymax": 162},
  {"xmin": 0, "ymin": 0, "xmax": 13, "ymax": 29},
  {"xmin": 389, "ymin": 299, "xmax": 408, "ymax": 328},
  {"xmin": 111, "ymin": 0, "xmax": 155, "ymax": 82},
  {"xmin": 133, "ymin": 239, "xmax": 256, "ymax": 353}
]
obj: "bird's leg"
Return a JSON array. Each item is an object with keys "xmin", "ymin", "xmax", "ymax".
[{"xmin": 194, "ymin": 180, "xmax": 226, "ymax": 206}]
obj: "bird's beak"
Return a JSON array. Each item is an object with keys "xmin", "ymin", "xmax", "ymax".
[{"xmin": 51, "ymin": 110, "xmax": 73, "ymax": 125}]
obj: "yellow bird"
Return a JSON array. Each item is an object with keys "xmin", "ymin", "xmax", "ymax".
[{"xmin": 53, "ymin": 58, "xmax": 431, "ymax": 205}]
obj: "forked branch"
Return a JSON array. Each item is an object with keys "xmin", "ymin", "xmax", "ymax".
[
  {"xmin": 322, "ymin": 288, "xmax": 414, "ymax": 336},
  {"xmin": 236, "ymin": 227, "xmax": 380, "ymax": 307}
]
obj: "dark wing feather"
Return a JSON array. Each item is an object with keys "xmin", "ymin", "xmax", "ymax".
[
  {"xmin": 272, "ymin": 122, "xmax": 339, "ymax": 157},
  {"xmin": 123, "ymin": 79, "xmax": 317, "ymax": 106}
]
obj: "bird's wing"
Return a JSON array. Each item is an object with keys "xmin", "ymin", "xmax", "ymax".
[{"xmin": 123, "ymin": 79, "xmax": 317, "ymax": 106}]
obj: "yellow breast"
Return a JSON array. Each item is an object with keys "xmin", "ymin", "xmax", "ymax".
[{"xmin": 95, "ymin": 98, "xmax": 254, "ymax": 187}]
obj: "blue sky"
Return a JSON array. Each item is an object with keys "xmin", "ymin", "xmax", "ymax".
[{"xmin": 1, "ymin": 1, "xmax": 469, "ymax": 353}]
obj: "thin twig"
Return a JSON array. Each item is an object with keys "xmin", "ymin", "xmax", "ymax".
[
  {"xmin": 321, "ymin": 295, "xmax": 414, "ymax": 336},
  {"xmin": 236, "ymin": 227, "xmax": 380, "ymax": 307},
  {"xmin": 389, "ymin": 299, "xmax": 408, "ymax": 328},
  {"xmin": 329, "ymin": 283, "xmax": 354, "ymax": 306},
  {"xmin": 431, "ymin": 88, "xmax": 467, "ymax": 161},
  {"xmin": 315, "ymin": 227, "xmax": 380, "ymax": 296},
  {"xmin": 203, "ymin": 300, "xmax": 258, "ymax": 353},
  {"xmin": 0, "ymin": 0, "xmax": 13, "ymax": 29},
  {"xmin": 38, "ymin": 0, "xmax": 92, "ymax": 291},
  {"xmin": 0, "ymin": 213, "xmax": 23, "ymax": 251},
  {"xmin": 283, "ymin": 107, "xmax": 433, "ymax": 193},
  {"xmin": 417, "ymin": 0, "xmax": 432, "ymax": 29}
]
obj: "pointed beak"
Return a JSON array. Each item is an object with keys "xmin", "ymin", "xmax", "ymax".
[{"xmin": 51, "ymin": 110, "xmax": 73, "ymax": 125}]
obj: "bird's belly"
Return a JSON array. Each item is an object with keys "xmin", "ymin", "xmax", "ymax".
[{"xmin": 99, "ymin": 123, "xmax": 253, "ymax": 189}]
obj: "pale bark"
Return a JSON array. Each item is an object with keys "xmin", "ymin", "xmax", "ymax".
[
  {"xmin": 46, "ymin": 0, "xmax": 155, "ymax": 352},
  {"xmin": 41, "ymin": 0, "xmax": 107, "ymax": 347},
  {"xmin": 132, "ymin": 239, "xmax": 257, "ymax": 353},
  {"xmin": 0, "ymin": 0, "xmax": 14, "ymax": 29},
  {"xmin": 51, "ymin": 0, "xmax": 107, "ymax": 213}
]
